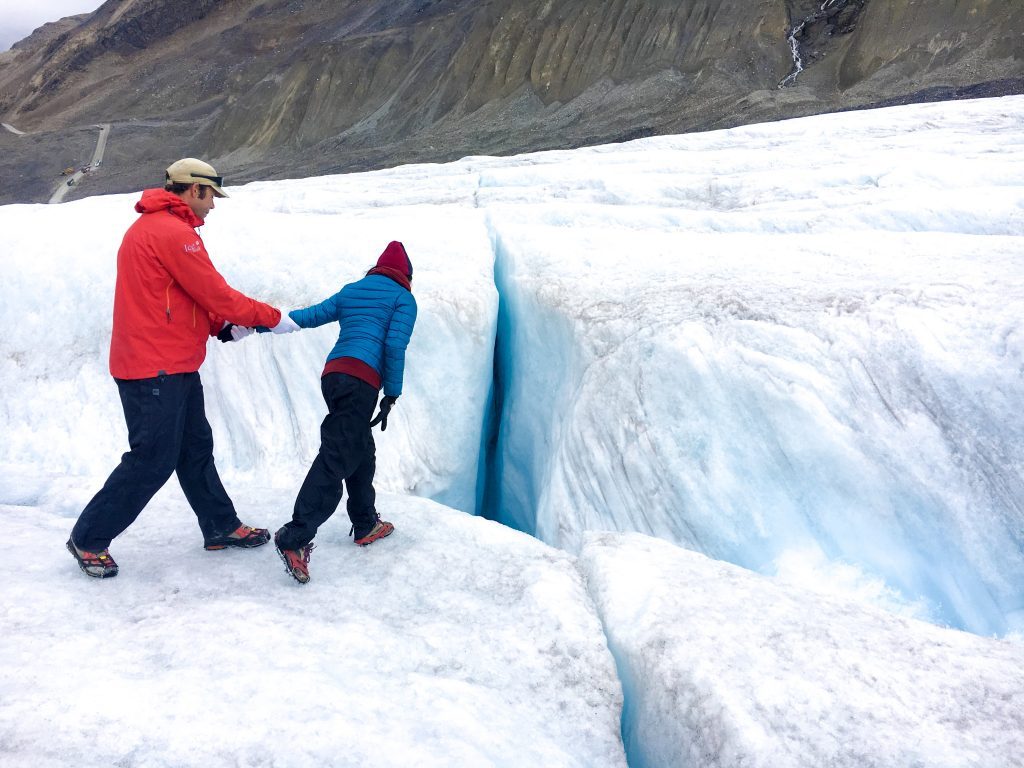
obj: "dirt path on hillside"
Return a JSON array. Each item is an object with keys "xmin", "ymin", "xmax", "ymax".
[{"xmin": 48, "ymin": 123, "xmax": 110, "ymax": 204}]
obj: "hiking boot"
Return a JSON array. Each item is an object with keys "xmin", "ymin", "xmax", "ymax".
[
  {"xmin": 66, "ymin": 538, "xmax": 119, "ymax": 579},
  {"xmin": 353, "ymin": 518, "xmax": 394, "ymax": 547},
  {"xmin": 204, "ymin": 524, "xmax": 271, "ymax": 551},
  {"xmin": 274, "ymin": 529, "xmax": 314, "ymax": 584}
]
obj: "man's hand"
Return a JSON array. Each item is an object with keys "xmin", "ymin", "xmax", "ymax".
[{"xmin": 218, "ymin": 322, "xmax": 255, "ymax": 342}]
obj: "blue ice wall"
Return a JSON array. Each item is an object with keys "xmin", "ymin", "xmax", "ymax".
[
  {"xmin": 481, "ymin": 229, "xmax": 581, "ymax": 534},
  {"xmin": 481, "ymin": 230, "xmax": 1024, "ymax": 638}
]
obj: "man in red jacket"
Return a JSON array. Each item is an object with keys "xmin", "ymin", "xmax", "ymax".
[{"xmin": 67, "ymin": 158, "xmax": 299, "ymax": 579}]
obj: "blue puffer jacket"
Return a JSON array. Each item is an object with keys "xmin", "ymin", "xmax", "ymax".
[{"xmin": 290, "ymin": 272, "xmax": 417, "ymax": 396}]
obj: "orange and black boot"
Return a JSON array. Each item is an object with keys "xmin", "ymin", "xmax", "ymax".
[
  {"xmin": 274, "ymin": 528, "xmax": 314, "ymax": 584},
  {"xmin": 204, "ymin": 524, "xmax": 271, "ymax": 550},
  {"xmin": 352, "ymin": 517, "xmax": 395, "ymax": 547},
  {"xmin": 66, "ymin": 538, "xmax": 119, "ymax": 578}
]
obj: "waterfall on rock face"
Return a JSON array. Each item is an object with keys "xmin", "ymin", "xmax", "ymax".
[
  {"xmin": 779, "ymin": 0, "xmax": 860, "ymax": 88},
  {"xmin": 779, "ymin": 19, "xmax": 807, "ymax": 88}
]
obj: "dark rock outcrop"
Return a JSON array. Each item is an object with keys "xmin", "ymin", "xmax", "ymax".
[{"xmin": 1, "ymin": 0, "xmax": 1021, "ymax": 204}]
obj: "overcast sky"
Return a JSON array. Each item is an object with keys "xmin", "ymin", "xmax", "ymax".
[{"xmin": 0, "ymin": 0, "xmax": 103, "ymax": 52}]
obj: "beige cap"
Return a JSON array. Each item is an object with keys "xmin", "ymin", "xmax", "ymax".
[{"xmin": 165, "ymin": 158, "xmax": 229, "ymax": 198}]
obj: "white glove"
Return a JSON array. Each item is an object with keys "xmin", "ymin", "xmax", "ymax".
[
  {"xmin": 271, "ymin": 312, "xmax": 300, "ymax": 334},
  {"xmin": 230, "ymin": 325, "xmax": 254, "ymax": 341}
]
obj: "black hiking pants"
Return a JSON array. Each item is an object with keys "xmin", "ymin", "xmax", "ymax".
[
  {"xmin": 71, "ymin": 372, "xmax": 241, "ymax": 551},
  {"xmin": 276, "ymin": 373, "xmax": 379, "ymax": 549}
]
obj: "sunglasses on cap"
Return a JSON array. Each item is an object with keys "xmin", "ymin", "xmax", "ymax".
[
  {"xmin": 166, "ymin": 171, "xmax": 224, "ymax": 186},
  {"xmin": 191, "ymin": 172, "xmax": 223, "ymax": 186}
]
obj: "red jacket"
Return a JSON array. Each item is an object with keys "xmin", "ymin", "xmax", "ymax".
[{"xmin": 109, "ymin": 189, "xmax": 281, "ymax": 379}]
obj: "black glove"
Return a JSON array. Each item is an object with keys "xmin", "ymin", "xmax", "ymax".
[
  {"xmin": 218, "ymin": 323, "xmax": 254, "ymax": 342},
  {"xmin": 370, "ymin": 395, "xmax": 399, "ymax": 431}
]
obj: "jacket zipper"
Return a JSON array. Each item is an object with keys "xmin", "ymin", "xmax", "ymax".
[{"xmin": 165, "ymin": 280, "xmax": 174, "ymax": 323}]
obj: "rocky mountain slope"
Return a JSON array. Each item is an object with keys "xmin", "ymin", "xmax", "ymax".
[{"xmin": 1, "ymin": 0, "xmax": 1021, "ymax": 204}]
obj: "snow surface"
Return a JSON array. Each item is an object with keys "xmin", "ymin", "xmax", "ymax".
[
  {"xmin": 0, "ymin": 490, "xmax": 626, "ymax": 767},
  {"xmin": 581, "ymin": 531, "xmax": 1024, "ymax": 768},
  {"xmin": 1, "ymin": 95, "xmax": 1023, "ymax": 766}
]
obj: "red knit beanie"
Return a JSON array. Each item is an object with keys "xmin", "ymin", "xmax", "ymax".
[{"xmin": 377, "ymin": 241, "xmax": 413, "ymax": 277}]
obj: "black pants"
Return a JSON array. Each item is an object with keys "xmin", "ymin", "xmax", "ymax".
[
  {"xmin": 276, "ymin": 373, "xmax": 379, "ymax": 549},
  {"xmin": 71, "ymin": 373, "xmax": 240, "ymax": 551}
]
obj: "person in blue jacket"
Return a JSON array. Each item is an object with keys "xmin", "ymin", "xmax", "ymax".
[{"xmin": 274, "ymin": 241, "xmax": 417, "ymax": 584}]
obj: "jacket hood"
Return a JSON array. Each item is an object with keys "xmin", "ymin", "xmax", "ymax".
[
  {"xmin": 376, "ymin": 241, "xmax": 413, "ymax": 278},
  {"xmin": 135, "ymin": 188, "xmax": 203, "ymax": 228}
]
